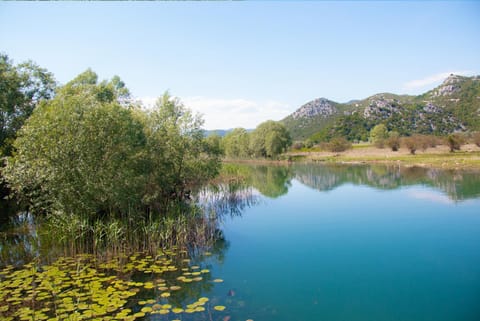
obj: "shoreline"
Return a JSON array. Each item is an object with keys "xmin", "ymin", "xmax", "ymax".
[{"xmin": 224, "ymin": 144, "xmax": 480, "ymax": 170}]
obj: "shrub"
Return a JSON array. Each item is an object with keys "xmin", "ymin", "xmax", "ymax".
[
  {"xmin": 291, "ymin": 141, "xmax": 305, "ymax": 150},
  {"xmin": 473, "ymin": 132, "xmax": 480, "ymax": 147},
  {"xmin": 402, "ymin": 136, "xmax": 417, "ymax": 155},
  {"xmin": 325, "ymin": 137, "xmax": 352, "ymax": 152},
  {"xmin": 386, "ymin": 131, "xmax": 400, "ymax": 151},
  {"xmin": 447, "ymin": 133, "xmax": 465, "ymax": 152}
]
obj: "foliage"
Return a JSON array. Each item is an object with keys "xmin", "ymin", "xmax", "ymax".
[
  {"xmin": 222, "ymin": 128, "xmax": 250, "ymax": 158},
  {"xmin": 3, "ymin": 71, "xmax": 221, "ymax": 222},
  {"xmin": 142, "ymin": 93, "xmax": 222, "ymax": 212},
  {"xmin": 386, "ymin": 131, "xmax": 400, "ymax": 151},
  {"xmin": 402, "ymin": 136, "xmax": 418, "ymax": 154},
  {"xmin": 329, "ymin": 112, "xmax": 371, "ymax": 142},
  {"xmin": 4, "ymin": 72, "xmax": 146, "ymax": 218},
  {"xmin": 291, "ymin": 141, "xmax": 305, "ymax": 150},
  {"xmin": 205, "ymin": 133, "xmax": 224, "ymax": 157},
  {"xmin": 370, "ymin": 124, "xmax": 388, "ymax": 148},
  {"xmin": 322, "ymin": 137, "xmax": 352, "ymax": 153},
  {"xmin": 0, "ymin": 54, "xmax": 56, "ymax": 156},
  {"xmin": 249, "ymin": 121, "xmax": 291, "ymax": 158},
  {"xmin": 446, "ymin": 133, "xmax": 465, "ymax": 152}
]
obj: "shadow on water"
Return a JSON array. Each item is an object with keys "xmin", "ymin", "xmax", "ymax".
[{"xmin": 0, "ymin": 179, "xmax": 258, "ymax": 320}]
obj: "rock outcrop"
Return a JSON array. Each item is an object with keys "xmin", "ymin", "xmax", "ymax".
[{"xmin": 292, "ymin": 98, "xmax": 337, "ymax": 120}]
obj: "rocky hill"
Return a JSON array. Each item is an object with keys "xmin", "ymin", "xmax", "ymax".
[
  {"xmin": 282, "ymin": 74, "xmax": 480, "ymax": 141},
  {"xmin": 282, "ymin": 98, "xmax": 351, "ymax": 139}
]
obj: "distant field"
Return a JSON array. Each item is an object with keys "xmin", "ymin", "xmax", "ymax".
[{"xmin": 287, "ymin": 143, "xmax": 480, "ymax": 170}]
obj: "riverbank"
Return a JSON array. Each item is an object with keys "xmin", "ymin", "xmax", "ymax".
[
  {"xmin": 224, "ymin": 144, "xmax": 480, "ymax": 170},
  {"xmin": 288, "ymin": 143, "xmax": 480, "ymax": 170}
]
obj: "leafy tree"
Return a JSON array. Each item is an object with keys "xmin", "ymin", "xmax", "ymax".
[
  {"xmin": 3, "ymin": 71, "xmax": 221, "ymax": 220},
  {"xmin": 0, "ymin": 54, "xmax": 56, "ymax": 156},
  {"xmin": 3, "ymin": 72, "xmax": 145, "ymax": 218},
  {"xmin": 369, "ymin": 124, "xmax": 388, "ymax": 148},
  {"xmin": 142, "ymin": 93, "xmax": 221, "ymax": 211},
  {"xmin": 249, "ymin": 121, "xmax": 291, "ymax": 158},
  {"xmin": 205, "ymin": 133, "xmax": 224, "ymax": 157},
  {"xmin": 330, "ymin": 113, "xmax": 370, "ymax": 142},
  {"xmin": 222, "ymin": 128, "xmax": 250, "ymax": 158}
]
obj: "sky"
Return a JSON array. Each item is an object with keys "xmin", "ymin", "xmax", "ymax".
[{"xmin": 1, "ymin": 1, "xmax": 479, "ymax": 130}]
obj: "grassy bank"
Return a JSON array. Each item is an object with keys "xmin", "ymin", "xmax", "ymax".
[{"xmin": 286, "ymin": 143, "xmax": 480, "ymax": 170}]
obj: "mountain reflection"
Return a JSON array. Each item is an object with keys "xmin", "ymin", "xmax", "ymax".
[{"xmin": 224, "ymin": 163, "xmax": 480, "ymax": 202}]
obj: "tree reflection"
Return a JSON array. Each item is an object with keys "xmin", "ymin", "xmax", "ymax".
[
  {"xmin": 293, "ymin": 163, "xmax": 480, "ymax": 201},
  {"xmin": 222, "ymin": 163, "xmax": 480, "ymax": 202}
]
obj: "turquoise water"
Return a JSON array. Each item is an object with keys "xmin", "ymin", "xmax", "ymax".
[
  {"xmin": 1, "ymin": 164, "xmax": 480, "ymax": 320},
  {"xmin": 205, "ymin": 164, "xmax": 480, "ymax": 321}
]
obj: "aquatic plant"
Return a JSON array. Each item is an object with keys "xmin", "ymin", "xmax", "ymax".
[{"xmin": 0, "ymin": 250, "xmax": 231, "ymax": 320}]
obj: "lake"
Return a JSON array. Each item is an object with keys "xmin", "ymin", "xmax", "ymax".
[{"xmin": 1, "ymin": 163, "xmax": 480, "ymax": 321}]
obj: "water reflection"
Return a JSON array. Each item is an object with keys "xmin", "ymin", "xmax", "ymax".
[
  {"xmin": 223, "ymin": 163, "xmax": 480, "ymax": 202},
  {"xmin": 0, "ymin": 177, "xmax": 259, "ymax": 320},
  {"xmin": 293, "ymin": 164, "xmax": 480, "ymax": 201}
]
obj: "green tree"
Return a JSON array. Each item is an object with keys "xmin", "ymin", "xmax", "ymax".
[
  {"xmin": 0, "ymin": 54, "xmax": 56, "ymax": 156},
  {"xmin": 222, "ymin": 128, "xmax": 250, "ymax": 158},
  {"xmin": 3, "ymin": 71, "xmax": 145, "ymax": 218},
  {"xmin": 249, "ymin": 121, "xmax": 291, "ymax": 158},
  {"xmin": 369, "ymin": 124, "xmax": 388, "ymax": 148},
  {"xmin": 142, "ymin": 93, "xmax": 221, "ymax": 210},
  {"xmin": 3, "ymin": 71, "xmax": 221, "ymax": 220}
]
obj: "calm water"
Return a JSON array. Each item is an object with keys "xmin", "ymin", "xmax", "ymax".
[
  {"xmin": 205, "ymin": 164, "xmax": 480, "ymax": 321},
  {"xmin": 2, "ymin": 164, "xmax": 480, "ymax": 321}
]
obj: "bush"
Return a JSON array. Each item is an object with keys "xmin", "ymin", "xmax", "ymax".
[
  {"xmin": 402, "ymin": 136, "xmax": 417, "ymax": 155},
  {"xmin": 447, "ymin": 133, "xmax": 466, "ymax": 152},
  {"xmin": 473, "ymin": 132, "xmax": 480, "ymax": 147},
  {"xmin": 324, "ymin": 137, "xmax": 352, "ymax": 152},
  {"xmin": 291, "ymin": 141, "xmax": 305, "ymax": 150},
  {"xmin": 386, "ymin": 131, "xmax": 400, "ymax": 151}
]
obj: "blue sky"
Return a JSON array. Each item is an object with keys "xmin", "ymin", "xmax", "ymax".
[{"xmin": 1, "ymin": 1, "xmax": 479, "ymax": 129}]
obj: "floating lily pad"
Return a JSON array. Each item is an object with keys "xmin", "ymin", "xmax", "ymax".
[{"xmin": 214, "ymin": 305, "xmax": 226, "ymax": 311}]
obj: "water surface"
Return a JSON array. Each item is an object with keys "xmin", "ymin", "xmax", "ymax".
[
  {"xmin": 2, "ymin": 164, "xmax": 480, "ymax": 321},
  {"xmin": 208, "ymin": 164, "xmax": 480, "ymax": 321}
]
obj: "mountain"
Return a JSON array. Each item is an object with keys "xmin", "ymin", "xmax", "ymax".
[
  {"xmin": 282, "ymin": 98, "xmax": 352, "ymax": 139},
  {"xmin": 282, "ymin": 74, "xmax": 480, "ymax": 141},
  {"xmin": 204, "ymin": 128, "xmax": 253, "ymax": 137}
]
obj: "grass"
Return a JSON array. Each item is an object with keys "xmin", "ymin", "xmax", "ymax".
[{"xmin": 286, "ymin": 143, "xmax": 480, "ymax": 170}]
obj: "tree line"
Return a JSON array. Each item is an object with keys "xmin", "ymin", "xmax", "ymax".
[
  {"xmin": 219, "ymin": 121, "xmax": 292, "ymax": 159},
  {"xmin": 1, "ymin": 54, "xmax": 221, "ymax": 226}
]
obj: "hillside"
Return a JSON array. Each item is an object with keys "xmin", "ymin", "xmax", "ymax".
[{"xmin": 282, "ymin": 74, "xmax": 480, "ymax": 141}]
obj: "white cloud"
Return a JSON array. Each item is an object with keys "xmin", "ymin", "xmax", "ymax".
[
  {"xmin": 403, "ymin": 70, "xmax": 473, "ymax": 90},
  {"xmin": 138, "ymin": 96, "xmax": 292, "ymax": 130},
  {"xmin": 408, "ymin": 190, "xmax": 452, "ymax": 204}
]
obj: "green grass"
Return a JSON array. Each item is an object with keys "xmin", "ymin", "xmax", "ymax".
[{"xmin": 310, "ymin": 151, "xmax": 480, "ymax": 170}]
